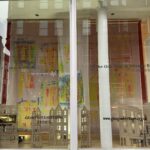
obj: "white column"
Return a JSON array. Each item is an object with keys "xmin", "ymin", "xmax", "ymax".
[
  {"xmin": 0, "ymin": 1, "xmax": 10, "ymax": 56},
  {"xmin": 98, "ymin": 7, "xmax": 112, "ymax": 148},
  {"xmin": 145, "ymin": 37, "xmax": 150, "ymax": 102},
  {"xmin": 70, "ymin": 0, "xmax": 78, "ymax": 150},
  {"xmin": 0, "ymin": 1, "xmax": 10, "ymax": 104}
]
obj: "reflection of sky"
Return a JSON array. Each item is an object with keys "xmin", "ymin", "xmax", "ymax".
[
  {"xmin": 0, "ymin": 1, "xmax": 9, "ymax": 37},
  {"xmin": 0, "ymin": 1, "xmax": 9, "ymax": 20}
]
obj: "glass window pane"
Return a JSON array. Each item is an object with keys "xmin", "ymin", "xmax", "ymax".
[
  {"xmin": 77, "ymin": 0, "xmax": 150, "ymax": 149},
  {"xmin": 77, "ymin": 0, "xmax": 101, "ymax": 148},
  {"xmin": 1, "ymin": 0, "xmax": 150, "ymax": 149},
  {"xmin": 0, "ymin": 0, "xmax": 69, "ymax": 149},
  {"xmin": 107, "ymin": 0, "xmax": 150, "ymax": 148}
]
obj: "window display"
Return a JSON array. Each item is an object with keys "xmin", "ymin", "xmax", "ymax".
[{"xmin": 0, "ymin": 0, "xmax": 150, "ymax": 149}]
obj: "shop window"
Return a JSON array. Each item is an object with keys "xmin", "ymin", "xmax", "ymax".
[
  {"xmin": 39, "ymin": 21, "xmax": 48, "ymax": 36},
  {"xmin": 54, "ymin": 20, "xmax": 63, "ymax": 36},
  {"xmin": 54, "ymin": 0, "xmax": 63, "ymax": 9},
  {"xmin": 16, "ymin": 21, "xmax": 23, "ymax": 35},
  {"xmin": 17, "ymin": 0, "xmax": 24, "ymax": 8},
  {"xmin": 39, "ymin": 0, "xmax": 48, "ymax": 9}
]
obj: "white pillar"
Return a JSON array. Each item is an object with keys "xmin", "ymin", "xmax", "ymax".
[
  {"xmin": 70, "ymin": 0, "xmax": 78, "ymax": 150},
  {"xmin": 0, "ymin": 1, "xmax": 10, "ymax": 56},
  {"xmin": 145, "ymin": 37, "xmax": 150, "ymax": 102},
  {"xmin": 0, "ymin": 1, "xmax": 10, "ymax": 104},
  {"xmin": 98, "ymin": 7, "xmax": 112, "ymax": 148}
]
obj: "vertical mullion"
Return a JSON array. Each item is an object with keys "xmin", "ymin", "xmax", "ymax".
[
  {"xmin": 70, "ymin": 0, "xmax": 78, "ymax": 149},
  {"xmin": 0, "ymin": 1, "xmax": 10, "ymax": 104},
  {"xmin": 98, "ymin": 6, "xmax": 113, "ymax": 148}
]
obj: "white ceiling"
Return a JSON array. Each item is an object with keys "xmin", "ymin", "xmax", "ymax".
[
  {"xmin": 106, "ymin": 0, "xmax": 150, "ymax": 19},
  {"xmin": 7, "ymin": 0, "xmax": 150, "ymax": 20}
]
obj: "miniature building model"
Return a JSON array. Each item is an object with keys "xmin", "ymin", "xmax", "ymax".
[
  {"xmin": 61, "ymin": 107, "xmax": 68, "ymax": 145},
  {"xmin": 55, "ymin": 105, "xmax": 68, "ymax": 146},
  {"xmin": 143, "ymin": 103, "xmax": 150, "ymax": 147},
  {"xmin": 118, "ymin": 105, "xmax": 143, "ymax": 147},
  {"xmin": 143, "ymin": 121, "xmax": 150, "ymax": 147},
  {"xmin": 0, "ymin": 105, "xmax": 18, "ymax": 148},
  {"xmin": 31, "ymin": 107, "xmax": 42, "ymax": 147},
  {"xmin": 80, "ymin": 106, "xmax": 91, "ymax": 147},
  {"xmin": 49, "ymin": 107, "xmax": 56, "ymax": 146},
  {"xmin": 49, "ymin": 105, "xmax": 68, "ymax": 147}
]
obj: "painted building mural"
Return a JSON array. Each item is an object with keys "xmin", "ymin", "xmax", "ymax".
[{"xmin": 8, "ymin": 20, "xmax": 84, "ymax": 129}]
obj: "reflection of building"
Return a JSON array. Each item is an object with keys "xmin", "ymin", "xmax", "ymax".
[
  {"xmin": 112, "ymin": 104, "xmax": 150, "ymax": 148},
  {"xmin": 112, "ymin": 105, "xmax": 144, "ymax": 147},
  {"xmin": 0, "ymin": 0, "xmax": 150, "ymax": 149},
  {"xmin": 143, "ymin": 103, "xmax": 150, "ymax": 146},
  {"xmin": 118, "ymin": 105, "xmax": 143, "ymax": 147}
]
